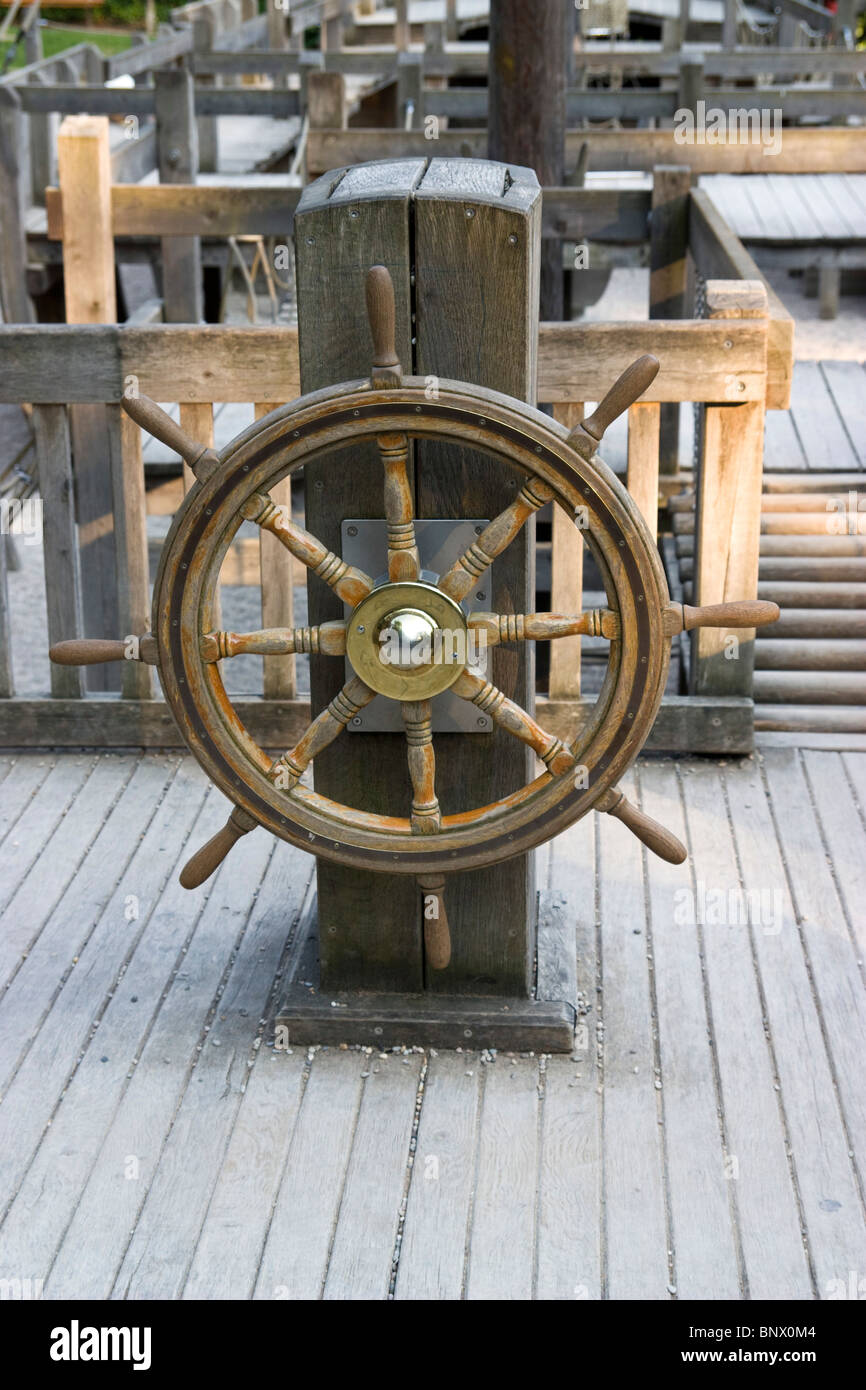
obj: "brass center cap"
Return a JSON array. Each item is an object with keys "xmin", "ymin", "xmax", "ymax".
[{"xmin": 346, "ymin": 581, "xmax": 469, "ymax": 700}]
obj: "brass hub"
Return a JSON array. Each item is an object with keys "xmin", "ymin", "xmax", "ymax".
[{"xmin": 346, "ymin": 581, "xmax": 469, "ymax": 700}]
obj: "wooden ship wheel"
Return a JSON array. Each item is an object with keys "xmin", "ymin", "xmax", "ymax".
[{"xmin": 50, "ymin": 267, "xmax": 779, "ymax": 970}]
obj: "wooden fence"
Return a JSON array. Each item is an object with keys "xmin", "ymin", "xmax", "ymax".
[{"xmin": 0, "ymin": 110, "xmax": 794, "ymax": 754}]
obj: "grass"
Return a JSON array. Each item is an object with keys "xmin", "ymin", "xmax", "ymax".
[{"xmin": 0, "ymin": 26, "xmax": 134, "ymax": 71}]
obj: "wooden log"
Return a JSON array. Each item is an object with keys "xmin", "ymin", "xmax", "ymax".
[
  {"xmin": 752, "ymin": 671, "xmax": 866, "ymax": 704},
  {"xmin": 755, "ymin": 639, "xmax": 866, "ymax": 671},
  {"xmin": 755, "ymin": 581, "xmax": 866, "ymax": 609},
  {"xmin": 58, "ymin": 114, "xmax": 121, "ymax": 692},
  {"xmin": 755, "ymin": 704, "xmax": 866, "ymax": 733},
  {"xmin": 155, "ymin": 69, "xmax": 202, "ymax": 324}
]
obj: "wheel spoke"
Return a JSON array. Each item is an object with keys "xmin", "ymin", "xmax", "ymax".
[
  {"xmin": 451, "ymin": 669, "xmax": 576, "ymax": 776},
  {"xmin": 402, "ymin": 699, "xmax": 441, "ymax": 832},
  {"xmin": 379, "ymin": 433, "xmax": 420, "ymax": 581},
  {"xmin": 200, "ymin": 621, "xmax": 347, "ymax": 662},
  {"xmin": 437, "ymin": 477, "xmax": 553, "ymax": 602},
  {"xmin": 241, "ymin": 491, "xmax": 373, "ymax": 606},
  {"xmin": 468, "ymin": 609, "xmax": 620, "ymax": 645},
  {"xmin": 269, "ymin": 676, "xmax": 376, "ymax": 791}
]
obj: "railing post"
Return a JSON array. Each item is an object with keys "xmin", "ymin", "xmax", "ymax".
[
  {"xmin": 650, "ymin": 164, "xmax": 690, "ymax": 474},
  {"xmin": 192, "ymin": 11, "xmax": 219, "ymax": 173},
  {"xmin": 32, "ymin": 405, "xmax": 85, "ymax": 699},
  {"xmin": 155, "ymin": 67, "xmax": 203, "ymax": 323},
  {"xmin": 57, "ymin": 114, "xmax": 121, "ymax": 689},
  {"xmin": 0, "ymin": 88, "xmax": 35, "ymax": 323},
  {"xmin": 691, "ymin": 279, "xmax": 768, "ymax": 700}
]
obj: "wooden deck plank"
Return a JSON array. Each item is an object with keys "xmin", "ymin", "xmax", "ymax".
[
  {"xmin": 795, "ymin": 175, "xmax": 864, "ymax": 240},
  {"xmin": 253, "ymin": 1049, "xmax": 367, "ymax": 1300},
  {"xmin": 760, "ymin": 750, "xmax": 866, "ymax": 1206},
  {"xmin": 597, "ymin": 776, "xmax": 670, "ymax": 1300},
  {"xmin": 111, "ymin": 834, "xmax": 307, "ymax": 1299},
  {"xmin": 766, "ymin": 173, "xmax": 825, "ymax": 240},
  {"xmin": 763, "ymin": 403, "xmax": 808, "ymax": 473},
  {"xmin": 0, "ymin": 755, "xmax": 96, "ymax": 916},
  {"xmin": 702, "ymin": 174, "xmax": 767, "ymax": 241},
  {"xmin": 0, "ymin": 754, "xmax": 54, "ymax": 844},
  {"xmin": 183, "ymin": 1049, "xmax": 307, "ymax": 1300},
  {"xmin": 394, "ymin": 1053, "xmax": 480, "ymax": 1301},
  {"xmin": 819, "ymin": 362, "xmax": 866, "ymax": 469},
  {"xmin": 0, "ymin": 759, "xmax": 205, "ymax": 1219},
  {"xmin": 0, "ymin": 755, "xmax": 136, "ymax": 992},
  {"xmin": 725, "ymin": 755, "xmax": 866, "ymax": 1294},
  {"xmin": 323, "ymin": 1053, "xmax": 422, "ymax": 1299},
  {"xmin": 45, "ymin": 798, "xmax": 298, "ymax": 1298},
  {"xmin": 465, "ymin": 1058, "xmax": 539, "ymax": 1301},
  {"xmin": 789, "ymin": 362, "xmax": 859, "ymax": 474},
  {"xmin": 535, "ymin": 818, "xmax": 603, "ymax": 1301},
  {"xmin": 0, "ymin": 780, "xmax": 219, "ymax": 1279},
  {"xmin": 0, "ymin": 757, "xmax": 181, "ymax": 1102},
  {"xmin": 679, "ymin": 761, "xmax": 813, "ymax": 1298},
  {"xmin": 801, "ymin": 750, "xmax": 866, "ymax": 960},
  {"xmin": 638, "ymin": 761, "xmax": 742, "ymax": 1299}
]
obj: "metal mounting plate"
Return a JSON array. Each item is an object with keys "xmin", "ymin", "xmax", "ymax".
[{"xmin": 341, "ymin": 519, "xmax": 494, "ymax": 733}]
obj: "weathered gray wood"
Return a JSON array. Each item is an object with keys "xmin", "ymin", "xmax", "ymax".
[
  {"xmin": 0, "ymin": 755, "xmax": 134, "ymax": 993},
  {"xmin": 0, "ymin": 756, "xmax": 94, "ymax": 921},
  {"xmin": 31, "ymin": 405, "xmax": 84, "ymax": 698},
  {"xmin": 394, "ymin": 1053, "xmax": 480, "ymax": 1300},
  {"xmin": 638, "ymin": 761, "xmax": 741, "ymax": 1297},
  {"xmin": 294, "ymin": 160, "xmax": 425, "ymax": 992},
  {"xmin": 48, "ymin": 799, "xmax": 308, "ymax": 1298},
  {"xmin": 488, "ymin": 0, "xmax": 567, "ymax": 317},
  {"xmin": 536, "ymin": 818, "xmax": 603, "ymax": 1300},
  {"xmin": 651, "ymin": 166, "xmax": 690, "ymax": 474},
  {"xmin": 155, "ymin": 68, "xmax": 202, "ymax": 324},
  {"xmin": 112, "ymin": 409, "xmax": 153, "ymax": 699},
  {"xmin": 0, "ymin": 754, "xmax": 53, "ymax": 844},
  {"xmin": 0, "ymin": 87, "xmax": 35, "ymax": 323},
  {"xmin": 0, "ymin": 511, "xmax": 12, "ymax": 697},
  {"xmin": 254, "ymin": 1049, "xmax": 367, "ymax": 1299},
  {"xmin": 679, "ymin": 759, "xmax": 813, "ymax": 1297},
  {"xmin": 597, "ymin": 773, "xmax": 670, "ymax": 1298},
  {"xmin": 414, "ymin": 157, "xmax": 540, "ymax": 996},
  {"xmin": 465, "ymin": 1059, "xmax": 539, "ymax": 1300},
  {"xmin": 323, "ymin": 1053, "xmax": 421, "ymax": 1299}
]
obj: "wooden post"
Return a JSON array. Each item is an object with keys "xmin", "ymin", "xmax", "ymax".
[
  {"xmin": 155, "ymin": 68, "xmax": 202, "ymax": 323},
  {"xmin": 414, "ymin": 159, "xmax": 541, "ymax": 999},
  {"xmin": 488, "ymin": 0, "xmax": 568, "ymax": 320},
  {"xmin": 722, "ymin": 0, "xmax": 738, "ymax": 49},
  {"xmin": 287, "ymin": 158, "xmax": 569, "ymax": 1042},
  {"xmin": 627, "ymin": 401, "xmax": 661, "ymax": 541},
  {"xmin": 192, "ymin": 12, "xmax": 219, "ymax": 173},
  {"xmin": 445, "ymin": 0, "xmax": 458, "ymax": 42},
  {"xmin": 32, "ymin": 405, "xmax": 85, "ymax": 699},
  {"xmin": 691, "ymin": 280, "xmax": 768, "ymax": 699},
  {"xmin": 0, "ymin": 88, "xmax": 35, "ymax": 323},
  {"xmin": 58, "ymin": 115, "xmax": 121, "ymax": 690},
  {"xmin": 0, "ymin": 519, "xmax": 13, "ymax": 698},
  {"xmin": 395, "ymin": 0, "xmax": 410, "ymax": 51},
  {"xmin": 255, "ymin": 401, "xmax": 295, "ymax": 699},
  {"xmin": 650, "ymin": 164, "xmax": 690, "ymax": 474},
  {"xmin": 679, "ymin": 0, "xmax": 691, "ymax": 45},
  {"xmin": 295, "ymin": 160, "xmax": 424, "ymax": 994},
  {"xmin": 27, "ymin": 71, "xmax": 56, "ymax": 208},
  {"xmin": 677, "ymin": 56, "xmax": 703, "ymax": 122}
]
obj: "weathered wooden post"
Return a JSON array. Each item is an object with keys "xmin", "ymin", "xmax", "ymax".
[
  {"xmin": 488, "ymin": 0, "xmax": 568, "ymax": 320},
  {"xmin": 280, "ymin": 157, "xmax": 574, "ymax": 1047},
  {"xmin": 155, "ymin": 67, "xmax": 203, "ymax": 323},
  {"xmin": 650, "ymin": 164, "xmax": 690, "ymax": 474},
  {"xmin": 691, "ymin": 280, "xmax": 768, "ymax": 704}
]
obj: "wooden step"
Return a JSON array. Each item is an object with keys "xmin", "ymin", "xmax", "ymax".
[
  {"xmin": 747, "ymin": 609, "xmax": 866, "ymax": 638},
  {"xmin": 756, "ymin": 581, "xmax": 866, "ymax": 609},
  {"xmin": 675, "ymin": 534, "xmax": 866, "ymax": 558},
  {"xmin": 678, "ymin": 556, "xmax": 866, "ymax": 583},
  {"xmin": 752, "ymin": 671, "xmax": 866, "ymax": 704},
  {"xmin": 762, "ymin": 473, "xmax": 866, "ymax": 494},
  {"xmin": 674, "ymin": 513, "xmax": 864, "ymax": 536},
  {"xmin": 755, "ymin": 639, "xmax": 866, "ymax": 671},
  {"xmin": 755, "ymin": 704, "xmax": 866, "ymax": 732}
]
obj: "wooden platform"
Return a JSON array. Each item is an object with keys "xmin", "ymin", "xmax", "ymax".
[{"xmin": 0, "ymin": 746, "xmax": 864, "ymax": 1299}]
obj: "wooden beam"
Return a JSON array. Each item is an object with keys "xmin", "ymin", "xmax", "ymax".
[
  {"xmin": 650, "ymin": 164, "xmax": 691, "ymax": 474},
  {"xmin": 0, "ymin": 319, "xmax": 769, "ymax": 404},
  {"xmin": 46, "ymin": 181, "xmax": 304, "ymax": 239},
  {"xmin": 0, "ymin": 87, "xmax": 35, "ymax": 323},
  {"xmin": 31, "ymin": 404, "xmax": 84, "ymax": 698},
  {"xmin": 155, "ymin": 68, "xmax": 202, "ymax": 324}
]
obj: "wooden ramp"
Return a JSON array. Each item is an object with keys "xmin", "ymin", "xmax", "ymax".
[{"xmin": 0, "ymin": 747, "xmax": 864, "ymax": 1299}]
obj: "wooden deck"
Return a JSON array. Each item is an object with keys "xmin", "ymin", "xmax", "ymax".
[{"xmin": 0, "ymin": 745, "xmax": 864, "ymax": 1299}]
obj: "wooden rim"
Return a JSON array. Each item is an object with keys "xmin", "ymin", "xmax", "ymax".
[{"xmin": 154, "ymin": 377, "xmax": 671, "ymax": 874}]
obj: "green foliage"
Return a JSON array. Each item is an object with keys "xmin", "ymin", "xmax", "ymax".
[{"xmin": 0, "ymin": 26, "xmax": 134, "ymax": 70}]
